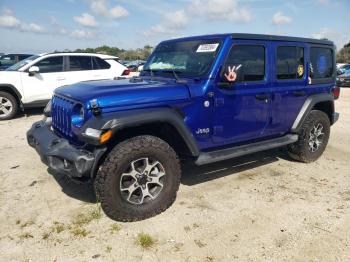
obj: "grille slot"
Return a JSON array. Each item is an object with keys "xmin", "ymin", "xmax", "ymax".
[{"xmin": 52, "ymin": 95, "xmax": 75, "ymax": 137}]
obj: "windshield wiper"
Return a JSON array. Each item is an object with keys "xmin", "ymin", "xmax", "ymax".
[
  {"xmin": 161, "ymin": 70, "xmax": 188, "ymax": 84},
  {"xmin": 142, "ymin": 68, "xmax": 154, "ymax": 78}
]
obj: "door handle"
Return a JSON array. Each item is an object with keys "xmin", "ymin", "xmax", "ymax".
[
  {"xmin": 293, "ymin": 90, "xmax": 306, "ymax": 97},
  {"xmin": 57, "ymin": 77, "xmax": 66, "ymax": 81},
  {"xmin": 255, "ymin": 93, "xmax": 269, "ymax": 101}
]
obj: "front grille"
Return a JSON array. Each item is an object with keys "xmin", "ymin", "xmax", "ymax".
[{"xmin": 52, "ymin": 95, "xmax": 75, "ymax": 137}]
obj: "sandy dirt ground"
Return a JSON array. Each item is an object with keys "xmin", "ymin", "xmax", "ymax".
[{"xmin": 0, "ymin": 89, "xmax": 350, "ymax": 262}]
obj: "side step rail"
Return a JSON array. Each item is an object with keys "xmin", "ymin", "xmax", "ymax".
[{"xmin": 195, "ymin": 134, "xmax": 298, "ymax": 166}]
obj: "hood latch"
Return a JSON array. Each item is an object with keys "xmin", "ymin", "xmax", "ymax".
[{"xmin": 90, "ymin": 99, "xmax": 101, "ymax": 116}]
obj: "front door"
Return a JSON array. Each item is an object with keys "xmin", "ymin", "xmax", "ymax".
[
  {"xmin": 20, "ymin": 55, "xmax": 66, "ymax": 103},
  {"xmin": 211, "ymin": 41, "xmax": 271, "ymax": 146}
]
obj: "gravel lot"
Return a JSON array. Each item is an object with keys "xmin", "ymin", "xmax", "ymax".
[{"xmin": 0, "ymin": 89, "xmax": 350, "ymax": 262}]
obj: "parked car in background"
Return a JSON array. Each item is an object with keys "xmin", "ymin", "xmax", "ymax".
[
  {"xmin": 0, "ymin": 52, "xmax": 129, "ymax": 120},
  {"xmin": 0, "ymin": 54, "xmax": 33, "ymax": 71},
  {"xmin": 337, "ymin": 68, "xmax": 350, "ymax": 87},
  {"xmin": 337, "ymin": 64, "xmax": 350, "ymax": 73},
  {"xmin": 125, "ymin": 60, "xmax": 146, "ymax": 72}
]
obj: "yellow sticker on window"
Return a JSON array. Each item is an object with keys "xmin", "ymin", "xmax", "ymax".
[{"xmin": 297, "ymin": 65, "xmax": 304, "ymax": 77}]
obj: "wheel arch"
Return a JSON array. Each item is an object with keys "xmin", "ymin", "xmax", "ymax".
[
  {"xmin": 81, "ymin": 108, "xmax": 200, "ymax": 159},
  {"xmin": 0, "ymin": 84, "xmax": 22, "ymax": 108},
  {"xmin": 291, "ymin": 93, "xmax": 335, "ymax": 133}
]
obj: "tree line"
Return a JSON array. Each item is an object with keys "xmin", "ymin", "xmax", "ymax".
[
  {"xmin": 59, "ymin": 45, "xmax": 154, "ymax": 61},
  {"xmin": 337, "ymin": 42, "xmax": 350, "ymax": 63}
]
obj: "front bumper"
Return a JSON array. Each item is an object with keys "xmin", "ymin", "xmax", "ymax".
[{"xmin": 27, "ymin": 119, "xmax": 106, "ymax": 178}]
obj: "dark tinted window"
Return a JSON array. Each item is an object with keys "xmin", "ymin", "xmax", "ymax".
[
  {"xmin": 18, "ymin": 55, "xmax": 31, "ymax": 61},
  {"xmin": 69, "ymin": 56, "xmax": 93, "ymax": 71},
  {"xmin": 310, "ymin": 47, "xmax": 333, "ymax": 79},
  {"xmin": 224, "ymin": 45, "xmax": 265, "ymax": 82},
  {"xmin": 92, "ymin": 57, "xmax": 111, "ymax": 70},
  {"xmin": 0, "ymin": 55, "xmax": 16, "ymax": 65},
  {"xmin": 276, "ymin": 46, "xmax": 304, "ymax": 80},
  {"xmin": 35, "ymin": 56, "xmax": 63, "ymax": 73}
]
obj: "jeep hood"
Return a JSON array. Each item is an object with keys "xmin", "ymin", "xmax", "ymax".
[{"xmin": 55, "ymin": 78, "xmax": 191, "ymax": 109}]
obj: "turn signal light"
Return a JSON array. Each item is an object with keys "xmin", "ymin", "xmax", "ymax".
[{"xmin": 100, "ymin": 130, "xmax": 112, "ymax": 144}]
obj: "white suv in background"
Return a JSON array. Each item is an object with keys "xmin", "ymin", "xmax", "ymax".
[{"xmin": 0, "ymin": 53, "xmax": 130, "ymax": 120}]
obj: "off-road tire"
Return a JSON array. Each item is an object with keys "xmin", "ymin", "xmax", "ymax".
[
  {"xmin": 94, "ymin": 135, "xmax": 181, "ymax": 222},
  {"xmin": 0, "ymin": 91, "xmax": 18, "ymax": 120},
  {"xmin": 288, "ymin": 110, "xmax": 330, "ymax": 163}
]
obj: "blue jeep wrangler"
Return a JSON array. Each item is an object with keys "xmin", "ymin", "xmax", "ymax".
[{"xmin": 27, "ymin": 34, "xmax": 340, "ymax": 221}]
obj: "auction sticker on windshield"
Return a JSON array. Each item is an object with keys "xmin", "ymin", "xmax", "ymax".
[{"xmin": 196, "ymin": 43, "xmax": 219, "ymax": 53}]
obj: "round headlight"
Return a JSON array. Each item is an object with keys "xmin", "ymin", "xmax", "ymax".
[{"xmin": 71, "ymin": 104, "xmax": 85, "ymax": 127}]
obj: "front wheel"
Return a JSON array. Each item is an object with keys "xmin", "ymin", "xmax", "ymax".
[
  {"xmin": 94, "ymin": 135, "xmax": 181, "ymax": 221},
  {"xmin": 0, "ymin": 91, "xmax": 18, "ymax": 120},
  {"xmin": 288, "ymin": 110, "xmax": 330, "ymax": 163}
]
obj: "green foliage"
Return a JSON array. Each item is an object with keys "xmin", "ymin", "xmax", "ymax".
[
  {"xmin": 337, "ymin": 42, "xmax": 350, "ymax": 63},
  {"xmin": 135, "ymin": 233, "xmax": 156, "ymax": 249},
  {"xmin": 71, "ymin": 45, "xmax": 153, "ymax": 61}
]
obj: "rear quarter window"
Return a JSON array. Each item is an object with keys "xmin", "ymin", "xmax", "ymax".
[
  {"xmin": 93, "ymin": 57, "xmax": 111, "ymax": 70},
  {"xmin": 310, "ymin": 47, "xmax": 333, "ymax": 80}
]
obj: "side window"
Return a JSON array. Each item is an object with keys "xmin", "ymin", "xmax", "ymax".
[
  {"xmin": 224, "ymin": 45, "xmax": 265, "ymax": 82},
  {"xmin": 92, "ymin": 57, "xmax": 111, "ymax": 70},
  {"xmin": 69, "ymin": 56, "xmax": 93, "ymax": 71},
  {"xmin": 0, "ymin": 55, "xmax": 16, "ymax": 65},
  {"xmin": 35, "ymin": 56, "xmax": 64, "ymax": 73},
  {"xmin": 276, "ymin": 46, "xmax": 304, "ymax": 80},
  {"xmin": 310, "ymin": 47, "xmax": 333, "ymax": 79}
]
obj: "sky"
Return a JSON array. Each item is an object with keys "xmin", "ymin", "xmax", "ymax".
[{"xmin": 0, "ymin": 0, "xmax": 349, "ymax": 54}]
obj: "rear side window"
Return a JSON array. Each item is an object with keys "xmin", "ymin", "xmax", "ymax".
[
  {"xmin": 276, "ymin": 46, "xmax": 304, "ymax": 80},
  {"xmin": 92, "ymin": 57, "xmax": 111, "ymax": 70},
  {"xmin": 69, "ymin": 56, "xmax": 93, "ymax": 71},
  {"xmin": 310, "ymin": 47, "xmax": 333, "ymax": 79},
  {"xmin": 224, "ymin": 45, "xmax": 265, "ymax": 82},
  {"xmin": 35, "ymin": 56, "xmax": 63, "ymax": 73}
]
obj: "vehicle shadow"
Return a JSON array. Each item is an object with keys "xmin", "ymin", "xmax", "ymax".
[
  {"xmin": 48, "ymin": 168, "xmax": 98, "ymax": 203},
  {"xmin": 181, "ymin": 148, "xmax": 284, "ymax": 186},
  {"xmin": 15, "ymin": 108, "xmax": 44, "ymax": 119},
  {"xmin": 47, "ymin": 147, "xmax": 289, "ymax": 204}
]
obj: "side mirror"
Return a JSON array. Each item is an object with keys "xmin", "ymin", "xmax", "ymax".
[{"xmin": 28, "ymin": 66, "xmax": 39, "ymax": 76}]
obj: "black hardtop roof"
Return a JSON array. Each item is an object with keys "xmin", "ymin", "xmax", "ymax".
[{"xmin": 230, "ymin": 33, "xmax": 334, "ymax": 46}]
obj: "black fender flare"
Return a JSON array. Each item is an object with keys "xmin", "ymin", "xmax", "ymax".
[
  {"xmin": 291, "ymin": 93, "xmax": 334, "ymax": 133},
  {"xmin": 0, "ymin": 84, "xmax": 22, "ymax": 100},
  {"xmin": 79, "ymin": 107, "xmax": 200, "ymax": 157}
]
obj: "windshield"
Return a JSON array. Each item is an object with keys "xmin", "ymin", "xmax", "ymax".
[
  {"xmin": 5, "ymin": 55, "xmax": 40, "ymax": 71},
  {"xmin": 143, "ymin": 39, "xmax": 222, "ymax": 77}
]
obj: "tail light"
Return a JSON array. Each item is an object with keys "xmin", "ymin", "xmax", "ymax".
[
  {"xmin": 122, "ymin": 69, "xmax": 130, "ymax": 76},
  {"xmin": 331, "ymin": 85, "xmax": 340, "ymax": 100}
]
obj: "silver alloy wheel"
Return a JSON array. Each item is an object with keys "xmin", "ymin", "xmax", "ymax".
[
  {"xmin": 0, "ymin": 97, "xmax": 13, "ymax": 118},
  {"xmin": 308, "ymin": 123, "xmax": 324, "ymax": 153},
  {"xmin": 120, "ymin": 157, "xmax": 166, "ymax": 205}
]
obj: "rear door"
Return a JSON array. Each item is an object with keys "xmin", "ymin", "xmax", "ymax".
[
  {"xmin": 211, "ymin": 40, "xmax": 272, "ymax": 146},
  {"xmin": 65, "ymin": 56, "xmax": 113, "ymax": 84},
  {"xmin": 267, "ymin": 43, "xmax": 308, "ymax": 136}
]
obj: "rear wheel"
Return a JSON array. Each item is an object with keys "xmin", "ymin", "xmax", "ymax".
[
  {"xmin": 0, "ymin": 91, "xmax": 18, "ymax": 120},
  {"xmin": 288, "ymin": 110, "xmax": 330, "ymax": 163},
  {"xmin": 94, "ymin": 135, "xmax": 181, "ymax": 221}
]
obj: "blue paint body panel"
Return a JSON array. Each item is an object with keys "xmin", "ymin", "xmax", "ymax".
[{"xmin": 51, "ymin": 33, "xmax": 336, "ymax": 152}]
